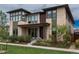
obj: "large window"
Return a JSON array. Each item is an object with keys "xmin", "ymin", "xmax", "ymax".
[
  {"xmin": 18, "ymin": 16, "xmax": 21, "ymax": 21},
  {"xmin": 52, "ymin": 10, "xmax": 57, "ymax": 32},
  {"xmin": 13, "ymin": 16, "xmax": 15, "ymax": 21},
  {"xmin": 28, "ymin": 14, "xmax": 38, "ymax": 24},
  {"xmin": 52, "ymin": 10, "xmax": 57, "ymax": 19},
  {"xmin": 32, "ymin": 15, "xmax": 35, "ymax": 21},
  {"xmin": 66, "ymin": 13, "xmax": 71, "ymax": 32},
  {"xmin": 50, "ymin": 10, "xmax": 57, "ymax": 40},
  {"xmin": 16, "ymin": 16, "xmax": 19, "ymax": 21},
  {"xmin": 19, "ymin": 12, "xmax": 21, "ymax": 15},
  {"xmin": 10, "ymin": 13, "xmax": 12, "ymax": 16},
  {"xmin": 47, "ymin": 11, "xmax": 52, "ymax": 18},
  {"xmin": 10, "ymin": 17, "xmax": 12, "ymax": 20},
  {"xmin": 22, "ymin": 12, "xmax": 25, "ymax": 15},
  {"xmin": 35, "ymin": 15, "xmax": 38, "ymax": 21}
]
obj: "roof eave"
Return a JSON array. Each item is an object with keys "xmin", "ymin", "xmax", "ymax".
[{"xmin": 7, "ymin": 8, "xmax": 31, "ymax": 13}]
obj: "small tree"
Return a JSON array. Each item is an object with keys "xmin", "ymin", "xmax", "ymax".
[{"xmin": 0, "ymin": 10, "xmax": 8, "ymax": 41}]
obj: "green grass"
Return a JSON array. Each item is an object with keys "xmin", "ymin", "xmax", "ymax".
[{"xmin": 0, "ymin": 45, "xmax": 76, "ymax": 54}]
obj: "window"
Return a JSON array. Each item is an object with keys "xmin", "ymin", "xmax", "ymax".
[
  {"xmin": 22, "ymin": 12, "xmax": 25, "ymax": 15},
  {"xmin": 10, "ymin": 17, "xmax": 13, "ymax": 20},
  {"xmin": 13, "ymin": 13, "xmax": 15, "ymax": 16},
  {"xmin": 51, "ymin": 10, "xmax": 57, "ymax": 39},
  {"xmin": 19, "ymin": 16, "xmax": 21, "ymax": 21},
  {"xmin": 10, "ymin": 13, "xmax": 12, "ymax": 16},
  {"xmin": 32, "ymin": 15, "xmax": 35, "ymax": 21},
  {"xmin": 19, "ymin": 12, "xmax": 21, "ymax": 15},
  {"xmin": 16, "ymin": 16, "xmax": 19, "ymax": 21},
  {"xmin": 47, "ymin": 11, "xmax": 52, "ymax": 18},
  {"xmin": 13, "ymin": 16, "xmax": 15, "ymax": 21},
  {"xmin": 16, "ymin": 12, "xmax": 19, "ymax": 15},
  {"xmin": 34, "ymin": 15, "xmax": 38, "ymax": 23},
  {"xmin": 52, "ymin": 10, "xmax": 57, "ymax": 18},
  {"xmin": 28, "ymin": 16, "xmax": 31, "ymax": 23},
  {"xmin": 26, "ymin": 16, "xmax": 28, "ymax": 20},
  {"xmin": 28, "ymin": 16, "xmax": 32, "ymax": 21},
  {"xmin": 35, "ymin": 15, "xmax": 38, "ymax": 21},
  {"xmin": 27, "ymin": 15, "xmax": 38, "ymax": 24}
]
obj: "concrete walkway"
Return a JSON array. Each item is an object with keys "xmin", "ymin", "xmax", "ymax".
[{"xmin": 0, "ymin": 42, "xmax": 79, "ymax": 53}]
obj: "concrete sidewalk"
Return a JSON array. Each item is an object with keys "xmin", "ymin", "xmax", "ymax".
[{"xmin": 0, "ymin": 42, "xmax": 79, "ymax": 53}]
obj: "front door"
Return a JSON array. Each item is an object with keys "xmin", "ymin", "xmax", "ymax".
[{"xmin": 28, "ymin": 28, "xmax": 37, "ymax": 38}]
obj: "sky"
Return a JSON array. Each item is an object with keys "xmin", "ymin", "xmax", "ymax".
[{"xmin": 0, "ymin": 4, "xmax": 78, "ymax": 28}]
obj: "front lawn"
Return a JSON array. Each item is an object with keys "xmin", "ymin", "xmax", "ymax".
[{"xmin": 0, "ymin": 45, "xmax": 75, "ymax": 54}]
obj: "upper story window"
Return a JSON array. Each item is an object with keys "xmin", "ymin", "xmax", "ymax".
[
  {"xmin": 16, "ymin": 16, "xmax": 19, "ymax": 21},
  {"xmin": 47, "ymin": 10, "xmax": 57, "ymax": 18},
  {"xmin": 10, "ymin": 17, "xmax": 12, "ymax": 20},
  {"xmin": 16, "ymin": 12, "xmax": 19, "ymax": 15},
  {"xmin": 10, "ymin": 13, "xmax": 12, "ymax": 16},
  {"xmin": 35, "ymin": 15, "xmax": 38, "ymax": 21},
  {"xmin": 22, "ymin": 12, "xmax": 25, "ymax": 15},
  {"xmin": 13, "ymin": 13, "xmax": 15, "ymax": 16},
  {"xmin": 47, "ymin": 11, "xmax": 52, "ymax": 18},
  {"xmin": 27, "ymin": 14, "xmax": 38, "ymax": 24},
  {"xmin": 19, "ymin": 16, "xmax": 21, "ymax": 21},
  {"xmin": 19, "ymin": 12, "xmax": 21, "ymax": 15},
  {"xmin": 12, "ymin": 16, "xmax": 15, "ymax": 21},
  {"xmin": 31, "ymin": 15, "xmax": 35, "ymax": 21},
  {"xmin": 52, "ymin": 10, "xmax": 57, "ymax": 20}
]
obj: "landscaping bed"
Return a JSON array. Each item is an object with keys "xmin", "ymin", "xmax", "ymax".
[
  {"xmin": 0, "ymin": 35, "xmax": 32, "ymax": 44},
  {"xmin": 33, "ymin": 39, "xmax": 71, "ymax": 48}
]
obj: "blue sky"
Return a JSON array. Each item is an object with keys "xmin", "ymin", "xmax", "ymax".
[{"xmin": 0, "ymin": 4, "xmax": 78, "ymax": 28}]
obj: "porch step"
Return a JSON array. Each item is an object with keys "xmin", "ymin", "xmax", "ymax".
[{"xmin": 27, "ymin": 40, "xmax": 37, "ymax": 45}]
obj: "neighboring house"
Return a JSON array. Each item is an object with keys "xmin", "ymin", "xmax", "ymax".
[{"xmin": 7, "ymin": 4, "xmax": 74, "ymax": 40}]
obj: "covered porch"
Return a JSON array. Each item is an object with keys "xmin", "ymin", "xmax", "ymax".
[{"xmin": 18, "ymin": 23, "xmax": 50, "ymax": 39}]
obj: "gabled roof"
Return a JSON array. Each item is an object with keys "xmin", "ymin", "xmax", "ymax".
[{"xmin": 7, "ymin": 8, "xmax": 31, "ymax": 13}]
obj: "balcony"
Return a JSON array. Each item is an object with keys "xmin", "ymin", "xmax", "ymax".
[
  {"xmin": 18, "ymin": 22, "xmax": 50, "ymax": 28},
  {"xmin": 17, "ymin": 17, "xmax": 51, "ymax": 28},
  {"xmin": 18, "ymin": 21, "xmax": 28, "ymax": 25}
]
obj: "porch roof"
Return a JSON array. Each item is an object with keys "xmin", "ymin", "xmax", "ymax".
[{"xmin": 18, "ymin": 23, "xmax": 50, "ymax": 27}]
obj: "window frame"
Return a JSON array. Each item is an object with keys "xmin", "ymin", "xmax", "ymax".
[{"xmin": 47, "ymin": 10, "xmax": 52, "ymax": 18}]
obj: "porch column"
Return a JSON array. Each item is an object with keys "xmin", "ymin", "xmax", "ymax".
[
  {"xmin": 37, "ymin": 27, "xmax": 40, "ymax": 37},
  {"xmin": 18, "ymin": 27, "xmax": 22, "ymax": 36},
  {"xmin": 9, "ymin": 20, "xmax": 13, "ymax": 36}
]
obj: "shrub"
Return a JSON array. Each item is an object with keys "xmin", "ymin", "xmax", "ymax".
[
  {"xmin": 0, "ymin": 37, "xmax": 3, "ymax": 42},
  {"xmin": 60, "ymin": 33, "xmax": 71, "ymax": 48},
  {"xmin": 33, "ymin": 39, "xmax": 53, "ymax": 47},
  {"xmin": 0, "ymin": 34, "xmax": 9, "ymax": 42},
  {"xmin": 7, "ymin": 35, "xmax": 32, "ymax": 43},
  {"xmin": 17, "ymin": 35, "xmax": 31, "ymax": 43},
  {"xmin": 8, "ymin": 35, "xmax": 18, "ymax": 43},
  {"xmin": 55, "ymin": 41, "xmax": 70, "ymax": 48},
  {"xmin": 25, "ymin": 35, "xmax": 31, "ymax": 43},
  {"xmin": 17, "ymin": 36, "xmax": 23, "ymax": 42}
]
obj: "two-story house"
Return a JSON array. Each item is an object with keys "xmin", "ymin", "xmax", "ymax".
[{"xmin": 7, "ymin": 4, "xmax": 74, "ymax": 40}]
